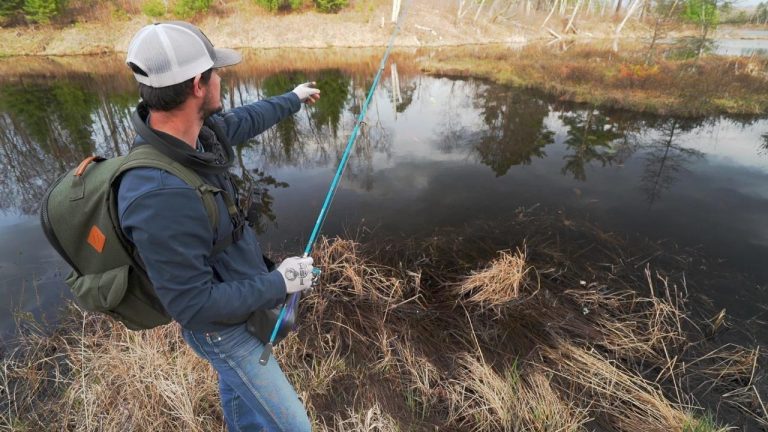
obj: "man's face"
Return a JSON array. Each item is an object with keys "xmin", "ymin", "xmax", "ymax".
[{"xmin": 201, "ymin": 69, "xmax": 223, "ymax": 117}]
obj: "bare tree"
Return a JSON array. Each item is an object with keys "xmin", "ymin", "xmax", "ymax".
[{"xmin": 615, "ymin": 0, "xmax": 644, "ymax": 36}]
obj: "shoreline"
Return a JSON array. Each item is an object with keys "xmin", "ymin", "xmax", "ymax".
[{"xmin": 0, "ymin": 4, "xmax": 729, "ymax": 58}]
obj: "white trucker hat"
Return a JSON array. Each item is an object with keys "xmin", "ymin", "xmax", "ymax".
[{"xmin": 126, "ymin": 21, "xmax": 242, "ymax": 88}]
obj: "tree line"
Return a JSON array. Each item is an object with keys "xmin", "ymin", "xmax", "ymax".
[{"xmin": 0, "ymin": 0, "xmax": 350, "ymax": 25}]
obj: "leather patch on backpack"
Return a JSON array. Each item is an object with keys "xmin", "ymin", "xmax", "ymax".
[{"xmin": 87, "ymin": 225, "xmax": 106, "ymax": 253}]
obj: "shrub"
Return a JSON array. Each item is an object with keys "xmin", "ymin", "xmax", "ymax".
[
  {"xmin": 173, "ymin": 0, "xmax": 211, "ymax": 18},
  {"xmin": 314, "ymin": 0, "xmax": 347, "ymax": 13},
  {"xmin": 255, "ymin": 0, "xmax": 302, "ymax": 12},
  {"xmin": 141, "ymin": 0, "xmax": 165, "ymax": 17},
  {"xmin": 0, "ymin": 0, "xmax": 24, "ymax": 18},
  {"xmin": 22, "ymin": 0, "xmax": 66, "ymax": 23}
]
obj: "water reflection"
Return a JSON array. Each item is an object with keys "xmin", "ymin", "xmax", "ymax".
[
  {"xmin": 638, "ymin": 118, "xmax": 705, "ymax": 206},
  {"xmin": 0, "ymin": 66, "xmax": 764, "ymax": 217},
  {"xmin": 436, "ymin": 83, "xmax": 554, "ymax": 176},
  {"xmin": 1, "ymin": 52, "xmax": 768, "ymax": 341},
  {"xmin": 559, "ymin": 110, "xmax": 624, "ymax": 181},
  {"xmin": 473, "ymin": 86, "xmax": 554, "ymax": 176},
  {"xmin": 762, "ymin": 133, "xmax": 768, "ymax": 155}
]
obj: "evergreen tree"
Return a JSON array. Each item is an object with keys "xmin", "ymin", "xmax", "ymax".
[
  {"xmin": 0, "ymin": 0, "xmax": 24, "ymax": 18},
  {"xmin": 314, "ymin": 0, "xmax": 347, "ymax": 13},
  {"xmin": 22, "ymin": 0, "xmax": 65, "ymax": 23},
  {"xmin": 255, "ymin": 0, "xmax": 302, "ymax": 12},
  {"xmin": 173, "ymin": 0, "xmax": 212, "ymax": 18}
]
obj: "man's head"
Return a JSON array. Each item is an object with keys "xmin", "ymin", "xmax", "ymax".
[{"xmin": 126, "ymin": 21, "xmax": 241, "ymax": 116}]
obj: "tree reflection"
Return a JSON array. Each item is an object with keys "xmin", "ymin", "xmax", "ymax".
[
  {"xmin": 0, "ymin": 66, "xmax": 389, "ymax": 217},
  {"xmin": 638, "ymin": 118, "xmax": 704, "ymax": 205},
  {"xmin": 0, "ymin": 80, "xmax": 107, "ymax": 214},
  {"xmin": 560, "ymin": 109, "xmax": 624, "ymax": 181},
  {"xmin": 260, "ymin": 72, "xmax": 306, "ymax": 162},
  {"xmin": 311, "ymin": 69, "xmax": 350, "ymax": 138},
  {"xmin": 256, "ymin": 69, "xmax": 353, "ymax": 167},
  {"xmin": 473, "ymin": 87, "xmax": 554, "ymax": 176},
  {"xmin": 233, "ymin": 143, "xmax": 288, "ymax": 235},
  {"xmin": 395, "ymin": 80, "xmax": 417, "ymax": 114},
  {"xmin": 0, "ymin": 82, "xmax": 96, "ymax": 158}
]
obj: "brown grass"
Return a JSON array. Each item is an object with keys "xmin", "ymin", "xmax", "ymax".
[
  {"xmin": 454, "ymin": 248, "xmax": 535, "ymax": 312},
  {"xmin": 1, "ymin": 235, "xmax": 762, "ymax": 431},
  {"xmin": 421, "ymin": 44, "xmax": 768, "ymax": 117}
]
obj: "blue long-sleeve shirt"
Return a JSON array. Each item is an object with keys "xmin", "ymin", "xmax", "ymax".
[{"xmin": 117, "ymin": 92, "xmax": 301, "ymax": 331}]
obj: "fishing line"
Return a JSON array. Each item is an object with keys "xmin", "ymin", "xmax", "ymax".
[{"xmin": 260, "ymin": 0, "xmax": 412, "ymax": 366}]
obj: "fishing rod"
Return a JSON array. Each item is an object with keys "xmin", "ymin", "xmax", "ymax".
[{"xmin": 259, "ymin": 1, "xmax": 411, "ymax": 366}]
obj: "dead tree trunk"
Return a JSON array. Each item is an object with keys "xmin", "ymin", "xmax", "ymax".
[
  {"xmin": 565, "ymin": 0, "xmax": 583, "ymax": 33},
  {"xmin": 615, "ymin": 0, "xmax": 643, "ymax": 36},
  {"xmin": 541, "ymin": 0, "xmax": 559, "ymax": 28},
  {"xmin": 474, "ymin": 0, "xmax": 488, "ymax": 21}
]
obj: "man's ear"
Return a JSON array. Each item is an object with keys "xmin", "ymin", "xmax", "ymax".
[{"xmin": 192, "ymin": 74, "xmax": 205, "ymax": 97}]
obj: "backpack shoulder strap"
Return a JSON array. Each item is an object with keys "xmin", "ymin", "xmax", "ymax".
[
  {"xmin": 117, "ymin": 145, "xmax": 220, "ymax": 232},
  {"xmin": 113, "ymin": 144, "xmax": 244, "ymax": 256}
]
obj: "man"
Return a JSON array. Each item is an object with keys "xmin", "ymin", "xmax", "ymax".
[{"xmin": 119, "ymin": 21, "xmax": 319, "ymax": 431}]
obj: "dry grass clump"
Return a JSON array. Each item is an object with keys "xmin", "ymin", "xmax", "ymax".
[
  {"xmin": 451, "ymin": 354, "xmax": 588, "ymax": 432},
  {"xmin": 564, "ymin": 272, "xmax": 688, "ymax": 365},
  {"xmin": 694, "ymin": 344, "xmax": 761, "ymax": 389},
  {"xmin": 1, "ymin": 236, "xmax": 763, "ymax": 431},
  {"xmin": 542, "ymin": 342, "xmax": 696, "ymax": 432},
  {"xmin": 2, "ymin": 310, "xmax": 221, "ymax": 431},
  {"xmin": 315, "ymin": 403, "xmax": 401, "ymax": 432},
  {"xmin": 454, "ymin": 248, "xmax": 534, "ymax": 312},
  {"xmin": 688, "ymin": 344, "xmax": 767, "ymax": 427}
]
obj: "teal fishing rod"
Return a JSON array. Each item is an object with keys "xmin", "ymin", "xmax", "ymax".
[{"xmin": 259, "ymin": 1, "xmax": 411, "ymax": 366}]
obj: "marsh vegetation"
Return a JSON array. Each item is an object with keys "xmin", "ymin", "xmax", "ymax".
[
  {"xmin": 0, "ymin": 50, "xmax": 766, "ymax": 431},
  {"xmin": 2, "ymin": 224, "xmax": 764, "ymax": 430}
]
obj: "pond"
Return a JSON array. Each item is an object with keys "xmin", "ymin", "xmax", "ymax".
[
  {"xmin": 1, "ymin": 49, "xmax": 767, "ymax": 345},
  {"xmin": 715, "ymin": 27, "xmax": 768, "ymax": 56}
]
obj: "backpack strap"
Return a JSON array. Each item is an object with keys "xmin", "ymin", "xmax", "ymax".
[{"xmin": 115, "ymin": 145, "xmax": 242, "ymax": 256}]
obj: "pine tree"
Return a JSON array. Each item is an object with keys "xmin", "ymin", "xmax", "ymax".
[
  {"xmin": 314, "ymin": 0, "xmax": 347, "ymax": 13},
  {"xmin": 22, "ymin": 0, "xmax": 64, "ymax": 24},
  {"xmin": 0, "ymin": 0, "xmax": 24, "ymax": 18}
]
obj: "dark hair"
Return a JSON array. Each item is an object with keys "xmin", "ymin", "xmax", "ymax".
[{"xmin": 129, "ymin": 64, "xmax": 213, "ymax": 111}]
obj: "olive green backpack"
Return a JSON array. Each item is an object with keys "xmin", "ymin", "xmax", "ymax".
[{"xmin": 40, "ymin": 145, "xmax": 236, "ymax": 330}]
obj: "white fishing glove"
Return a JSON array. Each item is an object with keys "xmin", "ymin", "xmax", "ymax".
[
  {"xmin": 292, "ymin": 82, "xmax": 321, "ymax": 104},
  {"xmin": 277, "ymin": 256, "xmax": 315, "ymax": 294}
]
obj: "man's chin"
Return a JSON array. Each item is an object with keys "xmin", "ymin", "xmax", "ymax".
[{"xmin": 202, "ymin": 104, "xmax": 224, "ymax": 119}]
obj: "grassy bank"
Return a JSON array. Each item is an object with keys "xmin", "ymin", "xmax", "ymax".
[
  {"xmin": 2, "ymin": 210, "xmax": 764, "ymax": 430},
  {"xmin": 421, "ymin": 44, "xmax": 768, "ymax": 117}
]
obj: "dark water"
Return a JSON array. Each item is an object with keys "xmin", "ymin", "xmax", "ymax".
[{"xmin": 1, "ymin": 52, "xmax": 767, "ymax": 344}]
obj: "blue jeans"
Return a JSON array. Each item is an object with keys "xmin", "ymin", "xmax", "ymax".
[{"xmin": 182, "ymin": 324, "xmax": 311, "ymax": 432}]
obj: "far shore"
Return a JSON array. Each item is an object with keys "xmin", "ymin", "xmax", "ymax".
[
  {"xmin": 4, "ymin": 4, "xmax": 757, "ymax": 57},
  {"xmin": 1, "ymin": 6, "xmax": 765, "ymax": 118}
]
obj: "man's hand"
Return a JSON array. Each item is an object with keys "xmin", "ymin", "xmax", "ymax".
[
  {"xmin": 292, "ymin": 82, "xmax": 321, "ymax": 105},
  {"xmin": 277, "ymin": 256, "xmax": 315, "ymax": 294}
]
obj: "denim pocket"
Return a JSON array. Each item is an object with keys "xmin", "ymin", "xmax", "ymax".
[{"xmin": 205, "ymin": 324, "xmax": 259, "ymax": 358}]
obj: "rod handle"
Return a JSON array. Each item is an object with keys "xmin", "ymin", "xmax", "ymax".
[{"xmin": 259, "ymin": 343, "xmax": 274, "ymax": 366}]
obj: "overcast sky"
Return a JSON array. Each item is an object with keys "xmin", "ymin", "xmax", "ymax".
[{"xmin": 733, "ymin": 0, "xmax": 763, "ymax": 7}]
